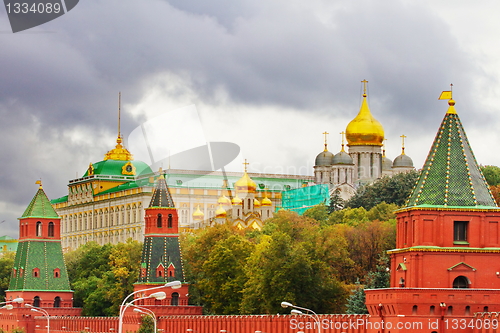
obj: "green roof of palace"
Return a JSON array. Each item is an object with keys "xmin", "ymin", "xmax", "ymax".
[
  {"xmin": 51, "ymin": 170, "xmax": 312, "ymax": 204},
  {"xmin": 22, "ymin": 188, "xmax": 60, "ymax": 218},
  {"xmin": 84, "ymin": 159, "xmax": 153, "ymax": 177},
  {"xmin": 405, "ymin": 102, "xmax": 496, "ymax": 208}
]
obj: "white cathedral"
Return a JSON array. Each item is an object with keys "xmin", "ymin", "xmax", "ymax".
[{"xmin": 313, "ymin": 83, "xmax": 414, "ymax": 200}]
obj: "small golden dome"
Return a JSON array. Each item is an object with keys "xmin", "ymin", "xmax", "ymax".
[
  {"xmin": 261, "ymin": 196, "xmax": 272, "ymax": 206},
  {"xmin": 192, "ymin": 205, "xmax": 204, "ymax": 221},
  {"xmin": 215, "ymin": 204, "xmax": 227, "ymax": 218},
  {"xmin": 254, "ymin": 198, "xmax": 261, "ymax": 208},
  {"xmin": 345, "ymin": 92, "xmax": 384, "ymax": 146},
  {"xmin": 218, "ymin": 195, "xmax": 231, "ymax": 206},
  {"xmin": 231, "ymin": 194, "xmax": 243, "ymax": 205},
  {"xmin": 235, "ymin": 171, "xmax": 257, "ymax": 193},
  {"xmin": 104, "ymin": 136, "xmax": 134, "ymax": 161}
]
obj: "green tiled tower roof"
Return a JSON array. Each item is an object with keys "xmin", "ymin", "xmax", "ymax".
[
  {"xmin": 406, "ymin": 100, "xmax": 496, "ymax": 208},
  {"xmin": 137, "ymin": 173, "xmax": 185, "ymax": 284},
  {"xmin": 137, "ymin": 237, "xmax": 185, "ymax": 283},
  {"xmin": 149, "ymin": 175, "xmax": 175, "ymax": 208},
  {"xmin": 22, "ymin": 187, "xmax": 59, "ymax": 218},
  {"xmin": 8, "ymin": 241, "xmax": 72, "ymax": 291}
]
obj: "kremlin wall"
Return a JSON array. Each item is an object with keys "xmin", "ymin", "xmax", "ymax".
[{"xmin": 3, "ymin": 88, "xmax": 500, "ymax": 333}]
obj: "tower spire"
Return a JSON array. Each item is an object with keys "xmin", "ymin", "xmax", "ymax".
[
  {"xmin": 323, "ymin": 131, "xmax": 329, "ymax": 151},
  {"xmin": 400, "ymin": 134, "xmax": 406, "ymax": 155},
  {"xmin": 118, "ymin": 91, "xmax": 121, "ymax": 140}
]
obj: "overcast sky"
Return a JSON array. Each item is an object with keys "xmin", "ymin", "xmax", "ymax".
[{"xmin": 1, "ymin": 0, "xmax": 500, "ymax": 237}]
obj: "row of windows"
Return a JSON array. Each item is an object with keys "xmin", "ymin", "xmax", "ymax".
[
  {"xmin": 12, "ymin": 268, "xmax": 61, "ymax": 278},
  {"xmin": 63, "ymin": 206, "xmax": 143, "ymax": 233},
  {"xmin": 19, "ymin": 221, "xmax": 56, "ymax": 238}
]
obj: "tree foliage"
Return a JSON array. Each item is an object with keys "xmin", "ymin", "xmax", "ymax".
[
  {"xmin": 65, "ymin": 239, "xmax": 142, "ymax": 316},
  {"xmin": 0, "ymin": 252, "xmax": 15, "ymax": 302},
  {"xmin": 481, "ymin": 165, "xmax": 500, "ymax": 186},
  {"xmin": 182, "ymin": 205, "xmax": 396, "ymax": 315},
  {"xmin": 137, "ymin": 315, "xmax": 155, "ymax": 333},
  {"xmin": 346, "ymin": 170, "xmax": 420, "ymax": 209}
]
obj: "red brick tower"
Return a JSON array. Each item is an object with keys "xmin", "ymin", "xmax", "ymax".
[
  {"xmin": 6, "ymin": 183, "xmax": 76, "ymax": 309},
  {"xmin": 133, "ymin": 174, "xmax": 202, "ymax": 316},
  {"xmin": 365, "ymin": 97, "xmax": 500, "ymax": 332}
]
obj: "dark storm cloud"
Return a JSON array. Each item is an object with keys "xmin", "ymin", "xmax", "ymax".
[{"xmin": 0, "ymin": 0, "xmax": 487, "ymax": 237}]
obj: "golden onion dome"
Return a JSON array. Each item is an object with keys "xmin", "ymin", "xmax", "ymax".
[
  {"xmin": 217, "ymin": 195, "xmax": 231, "ymax": 207},
  {"xmin": 254, "ymin": 198, "xmax": 261, "ymax": 208},
  {"xmin": 215, "ymin": 204, "xmax": 227, "ymax": 218},
  {"xmin": 345, "ymin": 92, "xmax": 384, "ymax": 146},
  {"xmin": 261, "ymin": 196, "xmax": 272, "ymax": 206},
  {"xmin": 231, "ymin": 194, "xmax": 243, "ymax": 205},
  {"xmin": 235, "ymin": 171, "xmax": 257, "ymax": 193},
  {"xmin": 192, "ymin": 205, "xmax": 204, "ymax": 221}
]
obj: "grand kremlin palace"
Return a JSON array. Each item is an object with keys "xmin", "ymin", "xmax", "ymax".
[{"xmin": 50, "ymin": 135, "xmax": 313, "ymax": 251}]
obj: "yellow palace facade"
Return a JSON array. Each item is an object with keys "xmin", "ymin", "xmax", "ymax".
[{"xmin": 51, "ymin": 135, "xmax": 312, "ymax": 251}]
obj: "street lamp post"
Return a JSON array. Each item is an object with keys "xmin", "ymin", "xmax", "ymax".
[
  {"xmin": 118, "ymin": 281, "xmax": 181, "ymax": 333},
  {"xmin": 25, "ymin": 304, "xmax": 50, "ymax": 333},
  {"xmin": 281, "ymin": 301, "xmax": 321, "ymax": 333},
  {"xmin": 0, "ymin": 297, "xmax": 24, "ymax": 305},
  {"xmin": 133, "ymin": 306, "xmax": 157, "ymax": 333}
]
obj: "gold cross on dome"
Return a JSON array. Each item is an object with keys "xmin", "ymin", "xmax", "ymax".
[
  {"xmin": 361, "ymin": 79, "xmax": 369, "ymax": 95},
  {"xmin": 322, "ymin": 131, "xmax": 329, "ymax": 151},
  {"xmin": 243, "ymin": 159, "xmax": 249, "ymax": 172},
  {"xmin": 400, "ymin": 134, "xmax": 407, "ymax": 154}
]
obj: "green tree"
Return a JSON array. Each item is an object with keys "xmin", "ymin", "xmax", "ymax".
[
  {"xmin": 0, "ymin": 251, "xmax": 15, "ymax": 302},
  {"xmin": 197, "ymin": 234, "xmax": 254, "ymax": 314},
  {"xmin": 65, "ymin": 239, "xmax": 142, "ymax": 316},
  {"xmin": 327, "ymin": 207, "xmax": 369, "ymax": 226},
  {"xmin": 303, "ymin": 203, "xmax": 329, "ymax": 223},
  {"xmin": 241, "ymin": 211, "xmax": 347, "ymax": 314},
  {"xmin": 137, "ymin": 315, "xmax": 155, "ymax": 333},
  {"xmin": 328, "ymin": 188, "xmax": 345, "ymax": 213},
  {"xmin": 345, "ymin": 279, "xmax": 368, "ymax": 314},
  {"xmin": 367, "ymin": 202, "xmax": 398, "ymax": 222},
  {"xmin": 366, "ymin": 255, "xmax": 390, "ymax": 289},
  {"xmin": 481, "ymin": 165, "xmax": 500, "ymax": 186},
  {"xmin": 346, "ymin": 170, "xmax": 420, "ymax": 209}
]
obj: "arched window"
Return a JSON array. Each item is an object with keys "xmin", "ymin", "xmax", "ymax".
[
  {"xmin": 430, "ymin": 305, "xmax": 435, "ymax": 315},
  {"xmin": 168, "ymin": 214, "xmax": 173, "ymax": 228},
  {"xmin": 484, "ymin": 306, "xmax": 489, "ymax": 312},
  {"xmin": 447, "ymin": 306, "xmax": 453, "ymax": 315},
  {"xmin": 412, "ymin": 305, "xmax": 418, "ymax": 315},
  {"xmin": 465, "ymin": 306, "xmax": 470, "ymax": 315},
  {"xmin": 54, "ymin": 296, "xmax": 61, "ymax": 308},
  {"xmin": 171, "ymin": 292, "xmax": 179, "ymax": 306},
  {"xmin": 48, "ymin": 222, "xmax": 54, "ymax": 237},
  {"xmin": 36, "ymin": 221, "xmax": 42, "ymax": 237},
  {"xmin": 453, "ymin": 276, "xmax": 469, "ymax": 288},
  {"xmin": 33, "ymin": 268, "xmax": 40, "ymax": 278},
  {"xmin": 157, "ymin": 214, "xmax": 162, "ymax": 228},
  {"xmin": 33, "ymin": 296, "xmax": 40, "ymax": 307},
  {"xmin": 54, "ymin": 268, "xmax": 61, "ymax": 278}
]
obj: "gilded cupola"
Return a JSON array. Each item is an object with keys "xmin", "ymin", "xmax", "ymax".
[
  {"xmin": 345, "ymin": 80, "xmax": 384, "ymax": 146},
  {"xmin": 235, "ymin": 160, "xmax": 257, "ymax": 193}
]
